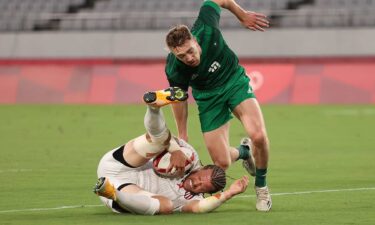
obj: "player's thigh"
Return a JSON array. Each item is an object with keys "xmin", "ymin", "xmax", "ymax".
[
  {"xmin": 197, "ymin": 95, "xmax": 233, "ymax": 133},
  {"xmin": 227, "ymin": 74, "xmax": 256, "ymax": 113},
  {"xmin": 226, "ymin": 75, "xmax": 265, "ymax": 133},
  {"xmin": 233, "ymin": 98, "xmax": 268, "ymax": 139},
  {"xmin": 97, "ymin": 148, "xmax": 135, "ymax": 178},
  {"xmin": 203, "ymin": 122, "xmax": 232, "ymax": 166}
]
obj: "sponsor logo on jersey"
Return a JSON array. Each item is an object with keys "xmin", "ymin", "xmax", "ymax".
[
  {"xmin": 177, "ymin": 182, "xmax": 199, "ymax": 200},
  {"xmin": 191, "ymin": 73, "xmax": 199, "ymax": 80},
  {"xmin": 208, "ymin": 61, "xmax": 221, "ymax": 73},
  {"xmin": 184, "ymin": 191, "xmax": 196, "ymax": 200}
]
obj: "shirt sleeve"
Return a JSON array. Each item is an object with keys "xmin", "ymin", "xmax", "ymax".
[
  {"xmin": 196, "ymin": 0, "xmax": 221, "ymax": 28},
  {"xmin": 167, "ymin": 75, "xmax": 189, "ymax": 91},
  {"xmin": 165, "ymin": 55, "xmax": 190, "ymax": 91}
]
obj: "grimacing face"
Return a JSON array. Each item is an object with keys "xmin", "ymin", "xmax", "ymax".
[
  {"xmin": 171, "ymin": 38, "xmax": 201, "ymax": 67},
  {"xmin": 183, "ymin": 168, "xmax": 215, "ymax": 194}
]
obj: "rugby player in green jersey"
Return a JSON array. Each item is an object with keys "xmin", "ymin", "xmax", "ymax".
[{"xmin": 145, "ymin": 0, "xmax": 271, "ymax": 211}]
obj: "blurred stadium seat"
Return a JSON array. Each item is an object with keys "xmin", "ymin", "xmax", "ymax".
[{"xmin": 0, "ymin": 0, "xmax": 374, "ymax": 32}]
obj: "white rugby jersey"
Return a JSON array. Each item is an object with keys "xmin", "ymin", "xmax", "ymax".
[
  {"xmin": 133, "ymin": 138, "xmax": 203, "ymax": 211},
  {"xmin": 132, "ymin": 162, "xmax": 204, "ymax": 211},
  {"xmin": 98, "ymin": 138, "xmax": 204, "ymax": 212}
]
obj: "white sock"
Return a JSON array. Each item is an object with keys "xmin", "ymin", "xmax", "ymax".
[
  {"xmin": 144, "ymin": 106, "xmax": 169, "ymax": 142},
  {"xmin": 115, "ymin": 190, "xmax": 160, "ymax": 215}
]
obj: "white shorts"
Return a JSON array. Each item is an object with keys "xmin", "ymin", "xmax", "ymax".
[
  {"xmin": 97, "ymin": 147, "xmax": 139, "ymax": 187},
  {"xmin": 96, "ymin": 146, "xmax": 146, "ymax": 213}
]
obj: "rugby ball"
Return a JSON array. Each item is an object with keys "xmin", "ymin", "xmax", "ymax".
[{"xmin": 153, "ymin": 146, "xmax": 195, "ymax": 178}]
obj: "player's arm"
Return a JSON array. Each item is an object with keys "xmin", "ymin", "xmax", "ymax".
[
  {"xmin": 171, "ymin": 99, "xmax": 189, "ymax": 142},
  {"xmin": 209, "ymin": 0, "xmax": 269, "ymax": 31},
  {"xmin": 164, "ymin": 89, "xmax": 189, "ymax": 176},
  {"xmin": 181, "ymin": 176, "xmax": 249, "ymax": 213},
  {"xmin": 165, "ymin": 58, "xmax": 190, "ymax": 142}
]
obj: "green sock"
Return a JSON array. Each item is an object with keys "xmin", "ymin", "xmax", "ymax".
[
  {"xmin": 236, "ymin": 145, "xmax": 250, "ymax": 161},
  {"xmin": 255, "ymin": 168, "xmax": 267, "ymax": 187}
]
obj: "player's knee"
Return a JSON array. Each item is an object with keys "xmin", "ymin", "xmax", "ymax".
[
  {"xmin": 133, "ymin": 134, "xmax": 166, "ymax": 159},
  {"xmin": 250, "ymin": 130, "xmax": 268, "ymax": 149},
  {"xmin": 214, "ymin": 158, "xmax": 231, "ymax": 170},
  {"xmin": 205, "ymin": 144, "xmax": 231, "ymax": 170},
  {"xmin": 153, "ymin": 196, "xmax": 173, "ymax": 214}
]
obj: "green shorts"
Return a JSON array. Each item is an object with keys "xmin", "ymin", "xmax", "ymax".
[{"xmin": 193, "ymin": 74, "xmax": 256, "ymax": 132}]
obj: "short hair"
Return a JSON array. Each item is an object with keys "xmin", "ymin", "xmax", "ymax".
[
  {"xmin": 165, "ymin": 25, "xmax": 193, "ymax": 49},
  {"xmin": 203, "ymin": 165, "xmax": 226, "ymax": 193}
]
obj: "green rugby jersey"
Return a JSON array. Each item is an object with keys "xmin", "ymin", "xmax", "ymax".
[{"xmin": 165, "ymin": 0, "xmax": 246, "ymax": 92}]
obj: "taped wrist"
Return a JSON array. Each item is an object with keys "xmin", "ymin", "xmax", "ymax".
[{"xmin": 197, "ymin": 193, "xmax": 226, "ymax": 213}]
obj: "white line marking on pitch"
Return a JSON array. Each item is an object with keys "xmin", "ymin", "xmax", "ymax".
[
  {"xmin": 0, "ymin": 169, "xmax": 33, "ymax": 173},
  {"xmin": 323, "ymin": 109, "xmax": 375, "ymax": 116},
  {"xmin": 0, "ymin": 187, "xmax": 374, "ymax": 214},
  {"xmin": 236, "ymin": 187, "xmax": 375, "ymax": 198},
  {"xmin": 0, "ymin": 205, "xmax": 103, "ymax": 214},
  {"xmin": 0, "ymin": 169, "xmax": 48, "ymax": 173}
]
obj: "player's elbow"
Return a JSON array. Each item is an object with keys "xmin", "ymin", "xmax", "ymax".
[
  {"xmin": 155, "ymin": 196, "xmax": 174, "ymax": 214},
  {"xmin": 211, "ymin": 0, "xmax": 230, "ymax": 8}
]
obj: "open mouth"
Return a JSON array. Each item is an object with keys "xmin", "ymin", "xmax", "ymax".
[
  {"xmin": 189, "ymin": 180, "xmax": 193, "ymax": 189},
  {"xmin": 185, "ymin": 179, "xmax": 193, "ymax": 190}
]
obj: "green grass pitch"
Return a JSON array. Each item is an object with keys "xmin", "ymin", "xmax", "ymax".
[{"xmin": 0, "ymin": 104, "xmax": 374, "ymax": 225}]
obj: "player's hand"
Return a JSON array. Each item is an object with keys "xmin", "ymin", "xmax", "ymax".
[
  {"xmin": 168, "ymin": 150, "xmax": 191, "ymax": 177},
  {"xmin": 228, "ymin": 176, "xmax": 249, "ymax": 196},
  {"xmin": 240, "ymin": 11, "xmax": 269, "ymax": 31}
]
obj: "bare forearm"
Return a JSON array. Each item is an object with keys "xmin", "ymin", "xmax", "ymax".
[
  {"xmin": 184, "ymin": 191, "xmax": 234, "ymax": 213},
  {"xmin": 211, "ymin": 0, "xmax": 269, "ymax": 31},
  {"xmin": 182, "ymin": 176, "xmax": 249, "ymax": 213},
  {"xmin": 211, "ymin": 0, "xmax": 246, "ymax": 21},
  {"xmin": 171, "ymin": 101, "xmax": 188, "ymax": 141}
]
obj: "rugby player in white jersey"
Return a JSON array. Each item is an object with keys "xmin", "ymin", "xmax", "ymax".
[{"xmin": 93, "ymin": 87, "xmax": 249, "ymax": 215}]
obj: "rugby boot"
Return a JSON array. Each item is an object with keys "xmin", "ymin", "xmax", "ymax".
[
  {"xmin": 143, "ymin": 87, "xmax": 188, "ymax": 107},
  {"xmin": 255, "ymin": 186, "xmax": 272, "ymax": 212},
  {"xmin": 93, "ymin": 177, "xmax": 117, "ymax": 201},
  {"xmin": 240, "ymin": 137, "xmax": 256, "ymax": 177}
]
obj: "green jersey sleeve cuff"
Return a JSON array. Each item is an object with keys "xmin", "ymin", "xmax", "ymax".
[{"xmin": 203, "ymin": 0, "xmax": 221, "ymax": 14}]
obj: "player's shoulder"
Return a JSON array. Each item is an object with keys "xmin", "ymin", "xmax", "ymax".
[
  {"xmin": 201, "ymin": 0, "xmax": 221, "ymax": 14},
  {"xmin": 193, "ymin": 0, "xmax": 222, "ymax": 32},
  {"xmin": 198, "ymin": 0, "xmax": 221, "ymax": 20},
  {"xmin": 165, "ymin": 54, "xmax": 178, "ymax": 74},
  {"xmin": 166, "ymin": 53, "xmax": 176, "ymax": 67},
  {"xmin": 165, "ymin": 54, "xmax": 189, "ymax": 76}
]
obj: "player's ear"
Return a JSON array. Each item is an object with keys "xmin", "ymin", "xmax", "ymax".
[{"xmin": 192, "ymin": 37, "xmax": 199, "ymax": 45}]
